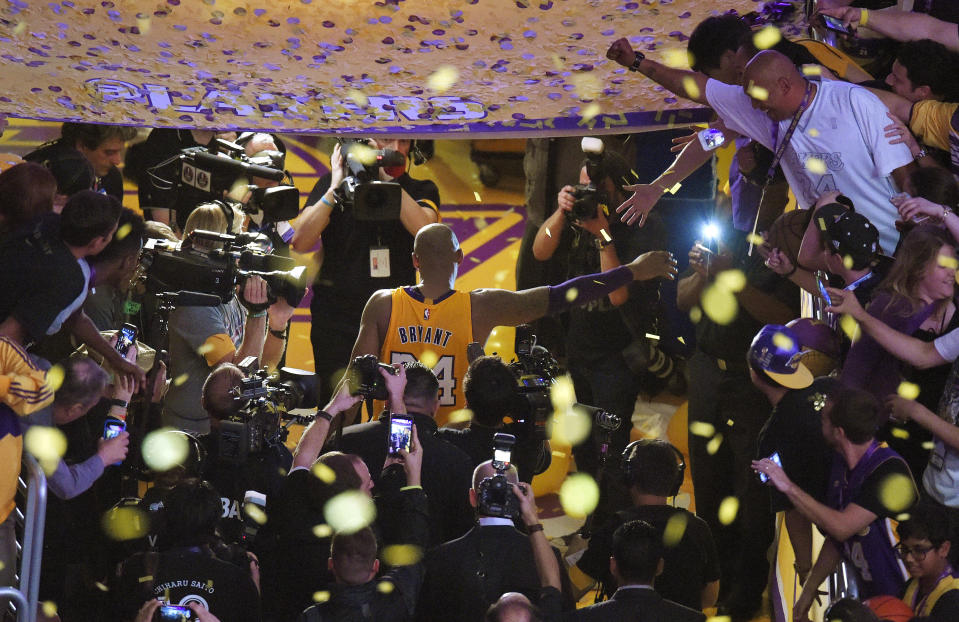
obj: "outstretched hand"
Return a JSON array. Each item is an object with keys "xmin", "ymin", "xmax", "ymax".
[
  {"xmin": 616, "ymin": 183, "xmax": 664, "ymax": 227},
  {"xmin": 627, "ymin": 250, "xmax": 678, "ymax": 281}
]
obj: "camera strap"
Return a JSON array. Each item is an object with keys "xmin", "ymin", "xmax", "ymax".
[{"xmin": 748, "ymin": 79, "xmax": 814, "ymax": 256}]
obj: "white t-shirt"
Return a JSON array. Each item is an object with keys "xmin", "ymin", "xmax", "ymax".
[
  {"xmin": 705, "ymin": 78, "xmax": 913, "ymax": 254},
  {"xmin": 935, "ymin": 326, "xmax": 959, "ymax": 362}
]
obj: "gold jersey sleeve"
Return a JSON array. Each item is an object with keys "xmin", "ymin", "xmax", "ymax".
[{"xmin": 380, "ymin": 287, "xmax": 473, "ymax": 427}]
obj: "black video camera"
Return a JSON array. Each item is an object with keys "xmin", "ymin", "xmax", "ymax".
[
  {"xmin": 477, "ymin": 433, "xmax": 521, "ymax": 519},
  {"xmin": 217, "ymin": 363, "xmax": 318, "ymax": 465},
  {"xmin": 566, "ymin": 137, "xmax": 609, "ymax": 223},
  {"xmin": 334, "ymin": 139, "xmax": 404, "ymax": 221},
  {"xmin": 139, "ymin": 230, "xmax": 307, "ymax": 306},
  {"xmin": 350, "ymin": 354, "xmax": 400, "ymax": 401},
  {"xmin": 146, "ymin": 138, "xmax": 300, "ymax": 223},
  {"xmin": 507, "ymin": 326, "xmax": 559, "ymax": 442}
]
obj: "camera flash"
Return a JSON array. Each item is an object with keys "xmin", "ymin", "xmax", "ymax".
[
  {"xmin": 581, "ymin": 137, "xmax": 605, "ymax": 155},
  {"xmin": 702, "ymin": 222, "xmax": 720, "ymax": 240}
]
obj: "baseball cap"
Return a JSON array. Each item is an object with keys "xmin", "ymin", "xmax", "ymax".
[
  {"xmin": 748, "ymin": 324, "xmax": 814, "ymax": 390},
  {"xmin": 786, "ymin": 317, "xmax": 841, "ymax": 377},
  {"xmin": 816, "ymin": 205, "xmax": 880, "ymax": 270}
]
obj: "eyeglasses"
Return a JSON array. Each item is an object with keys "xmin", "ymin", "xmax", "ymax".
[{"xmin": 895, "ymin": 544, "xmax": 935, "ymax": 561}]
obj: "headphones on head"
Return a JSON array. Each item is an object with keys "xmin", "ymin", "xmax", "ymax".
[
  {"xmin": 211, "ymin": 199, "xmax": 236, "ymax": 234},
  {"xmin": 621, "ymin": 439, "xmax": 686, "ymax": 498}
]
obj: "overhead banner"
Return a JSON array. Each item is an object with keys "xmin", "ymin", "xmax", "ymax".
[{"xmin": 0, "ymin": 0, "xmax": 761, "ymax": 136}]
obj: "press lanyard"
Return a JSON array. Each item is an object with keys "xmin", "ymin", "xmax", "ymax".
[
  {"xmin": 912, "ymin": 565, "xmax": 955, "ymax": 614},
  {"xmin": 748, "ymin": 79, "xmax": 815, "ymax": 256}
]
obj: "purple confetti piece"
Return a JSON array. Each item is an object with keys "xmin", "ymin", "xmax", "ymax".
[
  {"xmin": 539, "ymin": 1, "xmax": 553, "ymax": 8},
  {"xmin": 254, "ymin": 9, "xmax": 267, "ymax": 17},
  {"xmin": 173, "ymin": 24, "xmax": 186, "ymax": 31},
  {"xmin": 664, "ymin": 96, "xmax": 677, "ymax": 103},
  {"xmin": 547, "ymin": 92, "xmax": 562, "ymax": 100},
  {"xmin": 288, "ymin": 17, "xmax": 300, "ymax": 24},
  {"xmin": 511, "ymin": 112, "xmax": 526, "ymax": 119},
  {"xmin": 523, "ymin": 30, "xmax": 536, "ymax": 38},
  {"xmin": 679, "ymin": 11, "xmax": 691, "ymax": 18},
  {"xmin": 322, "ymin": 20, "xmax": 335, "ymax": 28}
]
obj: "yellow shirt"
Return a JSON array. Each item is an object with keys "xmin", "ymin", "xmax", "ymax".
[
  {"xmin": 381, "ymin": 287, "xmax": 473, "ymax": 427},
  {"xmin": 909, "ymin": 99, "xmax": 959, "ymax": 154}
]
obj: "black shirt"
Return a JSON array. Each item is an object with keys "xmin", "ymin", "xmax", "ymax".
[
  {"xmin": 437, "ymin": 422, "xmax": 550, "ymax": 483},
  {"xmin": 577, "ymin": 505, "xmax": 720, "ymax": 611},
  {"xmin": 306, "ymin": 171, "xmax": 440, "ymax": 315}
]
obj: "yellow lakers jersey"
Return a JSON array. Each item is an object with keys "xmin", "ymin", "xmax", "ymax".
[{"xmin": 381, "ymin": 287, "xmax": 473, "ymax": 426}]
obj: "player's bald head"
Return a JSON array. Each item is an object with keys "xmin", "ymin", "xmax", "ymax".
[{"xmin": 414, "ymin": 223, "xmax": 460, "ymax": 262}]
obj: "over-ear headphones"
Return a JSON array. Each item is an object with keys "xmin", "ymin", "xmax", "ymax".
[
  {"xmin": 211, "ymin": 199, "xmax": 236, "ymax": 233},
  {"xmin": 621, "ymin": 439, "xmax": 686, "ymax": 498}
]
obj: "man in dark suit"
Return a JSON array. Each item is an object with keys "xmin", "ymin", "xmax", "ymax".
[
  {"xmin": 416, "ymin": 460, "xmax": 573, "ymax": 622},
  {"xmin": 539, "ymin": 520, "xmax": 704, "ymax": 622},
  {"xmin": 333, "ymin": 361, "xmax": 475, "ymax": 545}
]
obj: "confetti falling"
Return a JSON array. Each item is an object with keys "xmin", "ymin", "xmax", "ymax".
[
  {"xmin": 897, "ymin": 381, "xmax": 920, "ymax": 401},
  {"xmin": 938, "ymin": 254, "xmax": 959, "ymax": 270},
  {"xmin": 663, "ymin": 512, "xmax": 689, "ymax": 547},
  {"xmin": 718, "ymin": 496, "xmax": 739, "ymax": 526},
  {"xmin": 878, "ymin": 472, "xmax": 915, "ymax": 513},
  {"xmin": 805, "ymin": 156, "xmax": 826, "ymax": 175},
  {"xmin": 141, "ymin": 428, "xmax": 189, "ymax": 472},
  {"xmin": 381, "ymin": 544, "xmax": 424, "ymax": 566},
  {"xmin": 752, "ymin": 26, "xmax": 782, "ymax": 50},
  {"xmin": 101, "ymin": 505, "xmax": 148, "ymax": 541},
  {"xmin": 24, "ymin": 426, "xmax": 67, "ymax": 475},
  {"xmin": 559, "ymin": 473, "xmax": 600, "ymax": 518},
  {"xmin": 746, "ymin": 83, "xmax": 769, "ymax": 102},
  {"xmin": 324, "ymin": 490, "xmax": 376, "ymax": 534}
]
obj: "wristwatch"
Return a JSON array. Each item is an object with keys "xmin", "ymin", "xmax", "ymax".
[
  {"xmin": 914, "ymin": 148, "xmax": 928, "ymax": 162},
  {"xmin": 630, "ymin": 50, "xmax": 646, "ymax": 72},
  {"xmin": 108, "ymin": 398, "xmax": 129, "ymax": 409}
]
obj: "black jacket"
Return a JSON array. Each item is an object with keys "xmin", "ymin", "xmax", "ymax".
[
  {"xmin": 334, "ymin": 412, "xmax": 474, "ymax": 545},
  {"xmin": 561, "ymin": 586, "xmax": 705, "ymax": 622},
  {"xmin": 416, "ymin": 523, "xmax": 573, "ymax": 622}
]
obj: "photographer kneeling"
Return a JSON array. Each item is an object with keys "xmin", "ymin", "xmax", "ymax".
[{"xmin": 162, "ymin": 202, "xmax": 295, "ymax": 435}]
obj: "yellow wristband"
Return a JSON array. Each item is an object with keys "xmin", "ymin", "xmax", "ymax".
[{"xmin": 859, "ymin": 8, "xmax": 869, "ymax": 26}]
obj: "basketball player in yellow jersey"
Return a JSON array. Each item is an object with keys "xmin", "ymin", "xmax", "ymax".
[{"xmin": 351, "ymin": 223, "xmax": 677, "ymax": 424}]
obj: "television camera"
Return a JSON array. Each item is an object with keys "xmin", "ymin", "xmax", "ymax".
[
  {"xmin": 217, "ymin": 361, "xmax": 319, "ymax": 465},
  {"xmin": 333, "ymin": 139, "xmax": 405, "ymax": 221},
  {"xmin": 138, "ymin": 229, "xmax": 307, "ymax": 307}
]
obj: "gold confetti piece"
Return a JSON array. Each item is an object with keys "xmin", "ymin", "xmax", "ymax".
[
  {"xmin": 644, "ymin": 333, "xmax": 660, "ymax": 340},
  {"xmin": 494, "ymin": 269, "xmax": 509, "ymax": 283},
  {"xmin": 897, "ymin": 381, "xmax": 920, "ymax": 400},
  {"xmin": 772, "ymin": 332, "xmax": 794, "ymax": 351},
  {"xmin": 473, "ymin": 191, "xmax": 482, "ymax": 202},
  {"xmin": 553, "ymin": 405, "xmax": 592, "ymax": 446},
  {"xmin": 313, "ymin": 591, "xmax": 331, "ymax": 603},
  {"xmin": 312, "ymin": 524, "xmax": 333, "ymax": 538},
  {"xmin": 805, "ymin": 156, "xmax": 826, "ymax": 175},
  {"xmin": 41, "ymin": 602, "xmax": 57, "ymax": 618},
  {"xmin": 227, "ymin": 177, "xmax": 251, "ymax": 202},
  {"xmin": 324, "ymin": 490, "xmax": 376, "ymax": 534},
  {"xmin": 747, "ymin": 233, "xmax": 765, "ymax": 247},
  {"xmin": 565, "ymin": 287, "xmax": 578, "ymax": 302},
  {"xmin": 137, "ymin": 16, "xmax": 151, "ymax": 35},
  {"xmin": 938, "ymin": 254, "xmax": 959, "ymax": 270},
  {"xmin": 116, "ymin": 223, "xmax": 132, "ymax": 241},
  {"xmin": 753, "ymin": 26, "xmax": 781, "ymax": 50},
  {"xmin": 839, "ymin": 314, "xmax": 861, "ymax": 342},
  {"xmin": 726, "ymin": 419, "xmax": 735, "ymax": 428},
  {"xmin": 706, "ymin": 433, "xmax": 723, "ymax": 456},
  {"xmin": 101, "ymin": 506, "xmax": 148, "ymax": 541},
  {"xmin": 689, "ymin": 421, "xmax": 715, "ymax": 438},
  {"xmin": 448, "ymin": 408, "xmax": 474, "ymax": 424},
  {"xmin": 718, "ymin": 496, "xmax": 739, "ymax": 526},
  {"xmin": 94, "ymin": 581, "xmax": 109, "ymax": 592},
  {"xmin": 559, "ymin": 473, "xmax": 600, "ymax": 518},
  {"xmin": 681, "ymin": 76, "xmax": 700, "ymax": 100},
  {"xmin": 678, "ymin": 336, "xmax": 686, "ymax": 344},
  {"xmin": 470, "ymin": 256, "xmax": 481, "ymax": 263},
  {"xmin": 196, "ymin": 343, "xmax": 214, "ymax": 356},
  {"xmin": 311, "ymin": 462, "xmax": 337, "ymax": 484},
  {"xmin": 377, "ymin": 580, "xmax": 396, "ymax": 594},
  {"xmin": 347, "ymin": 143, "xmax": 377, "ymax": 166},
  {"xmin": 142, "ymin": 428, "xmax": 189, "ymax": 472},
  {"xmin": 544, "ymin": 227, "xmax": 552, "ymax": 238},
  {"xmin": 716, "ymin": 269, "xmax": 746, "ymax": 293},
  {"xmin": 801, "ymin": 65, "xmax": 822, "ymax": 77},
  {"xmin": 600, "ymin": 229, "xmax": 612, "ymax": 242},
  {"xmin": 701, "ymin": 284, "xmax": 738, "ymax": 325},
  {"xmin": 582, "ymin": 103, "xmax": 601, "ymax": 122},
  {"xmin": 382, "ymin": 544, "xmax": 424, "ymax": 566},
  {"xmin": 668, "ymin": 182, "xmax": 682, "ymax": 194},
  {"xmin": 922, "ymin": 441, "xmax": 935, "ymax": 450},
  {"xmin": 173, "ymin": 373, "xmax": 189, "ymax": 387},
  {"xmin": 890, "ymin": 427, "xmax": 910, "ymax": 440},
  {"xmin": 707, "ymin": 617, "xmax": 733, "ymax": 622},
  {"xmin": 746, "ymin": 83, "xmax": 768, "ymax": 102},
  {"xmin": 419, "ymin": 350, "xmax": 439, "ymax": 369},
  {"xmin": 473, "ymin": 217, "xmax": 488, "ymax": 230},
  {"xmin": 13, "ymin": 21, "xmax": 26, "ymax": 36},
  {"xmin": 663, "ymin": 512, "xmax": 689, "ymax": 547},
  {"xmin": 550, "ymin": 375, "xmax": 577, "ymax": 410},
  {"xmin": 551, "ymin": 54, "xmax": 565, "ymax": 70},
  {"xmin": 47, "ymin": 364, "xmax": 64, "ymax": 392},
  {"xmin": 24, "ymin": 426, "xmax": 67, "ymax": 475},
  {"xmin": 879, "ymin": 472, "xmax": 915, "ymax": 513},
  {"xmin": 663, "ymin": 48, "xmax": 689, "ymax": 69},
  {"xmin": 347, "ymin": 89, "xmax": 368, "ymax": 107},
  {"xmin": 808, "ymin": 128, "xmax": 820, "ymax": 137},
  {"xmin": 243, "ymin": 504, "xmax": 268, "ymax": 528},
  {"xmin": 843, "ymin": 254, "xmax": 855, "ymax": 270},
  {"xmin": 689, "ymin": 306, "xmax": 702, "ymax": 324}
]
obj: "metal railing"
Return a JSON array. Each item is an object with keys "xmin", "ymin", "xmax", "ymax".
[{"xmin": 1, "ymin": 454, "xmax": 47, "ymax": 622}]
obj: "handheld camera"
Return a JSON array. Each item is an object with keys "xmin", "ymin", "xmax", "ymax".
[
  {"xmin": 492, "ymin": 432, "xmax": 516, "ymax": 471},
  {"xmin": 389, "ymin": 416, "xmax": 413, "ymax": 455},
  {"xmin": 758, "ymin": 451, "xmax": 782, "ymax": 483},
  {"xmin": 818, "ymin": 14, "xmax": 854, "ymax": 36},
  {"xmin": 697, "ymin": 127, "xmax": 726, "ymax": 151},
  {"xmin": 477, "ymin": 433, "xmax": 521, "ymax": 519},
  {"xmin": 114, "ymin": 323, "xmax": 138, "ymax": 358}
]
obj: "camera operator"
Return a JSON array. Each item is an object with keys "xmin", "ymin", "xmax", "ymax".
[
  {"xmin": 291, "ymin": 138, "xmax": 440, "ymax": 404},
  {"xmin": 25, "ymin": 122, "xmax": 137, "ymax": 205},
  {"xmin": 296, "ymin": 425, "xmax": 428, "ymax": 622},
  {"xmin": 113, "ymin": 478, "xmax": 261, "ymax": 622},
  {"xmin": 439, "ymin": 356, "xmax": 550, "ymax": 484},
  {"xmin": 162, "ymin": 202, "xmax": 295, "ymax": 434},
  {"xmin": 532, "ymin": 139, "xmax": 674, "ymax": 493},
  {"xmin": 334, "ymin": 360, "xmax": 475, "ymax": 546},
  {"xmin": 196, "ymin": 363, "xmax": 293, "ymax": 546},
  {"xmin": 417, "ymin": 459, "xmax": 573, "ymax": 622}
]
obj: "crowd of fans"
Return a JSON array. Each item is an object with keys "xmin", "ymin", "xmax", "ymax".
[{"xmin": 8, "ymin": 3, "xmax": 959, "ymax": 622}]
